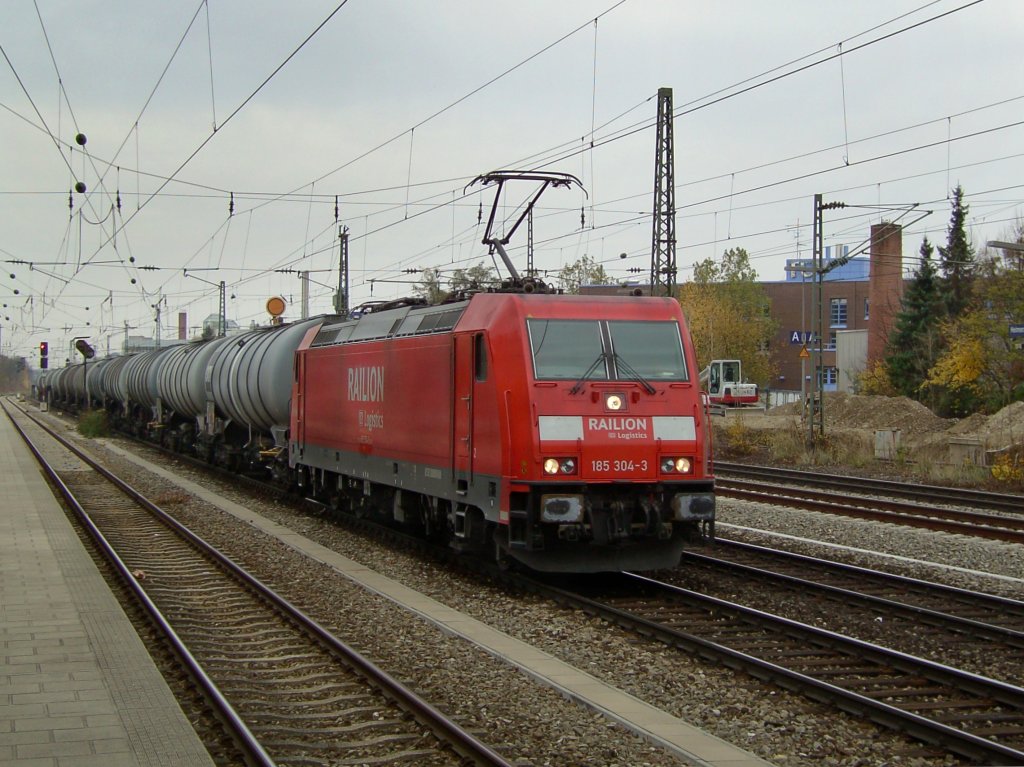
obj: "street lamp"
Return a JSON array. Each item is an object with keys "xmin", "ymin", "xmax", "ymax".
[{"xmin": 183, "ymin": 270, "xmax": 226, "ymax": 337}]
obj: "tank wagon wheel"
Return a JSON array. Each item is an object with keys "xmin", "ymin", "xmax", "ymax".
[{"xmin": 492, "ymin": 534, "xmax": 513, "ymax": 572}]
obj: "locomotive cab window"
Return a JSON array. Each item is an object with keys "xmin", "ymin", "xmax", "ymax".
[
  {"xmin": 528, "ymin": 319, "xmax": 607, "ymax": 380},
  {"xmin": 607, "ymin": 321, "xmax": 688, "ymax": 380},
  {"xmin": 527, "ymin": 319, "xmax": 687, "ymax": 381}
]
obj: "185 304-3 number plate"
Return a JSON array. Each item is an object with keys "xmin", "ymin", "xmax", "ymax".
[{"xmin": 590, "ymin": 459, "xmax": 649, "ymax": 473}]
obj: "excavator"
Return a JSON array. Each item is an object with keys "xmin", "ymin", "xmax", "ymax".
[{"xmin": 699, "ymin": 359, "xmax": 759, "ymax": 406}]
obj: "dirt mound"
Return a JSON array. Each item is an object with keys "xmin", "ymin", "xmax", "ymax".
[
  {"xmin": 948, "ymin": 412, "xmax": 988, "ymax": 435},
  {"xmin": 948, "ymin": 401, "xmax": 1024, "ymax": 449},
  {"xmin": 771, "ymin": 392, "xmax": 952, "ymax": 437},
  {"xmin": 764, "ymin": 394, "xmax": 1024, "ymax": 451}
]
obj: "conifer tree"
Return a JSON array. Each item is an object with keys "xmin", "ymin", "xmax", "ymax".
[
  {"xmin": 937, "ymin": 185, "xmax": 975, "ymax": 317},
  {"xmin": 885, "ymin": 238, "xmax": 944, "ymax": 402}
]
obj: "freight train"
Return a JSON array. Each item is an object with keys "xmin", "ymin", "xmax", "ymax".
[{"xmin": 37, "ymin": 291, "xmax": 715, "ymax": 572}]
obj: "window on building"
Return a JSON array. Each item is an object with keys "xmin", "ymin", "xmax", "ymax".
[
  {"xmin": 824, "ymin": 366, "xmax": 837, "ymax": 386},
  {"xmin": 826, "ymin": 330, "xmax": 837, "ymax": 351},
  {"xmin": 864, "ymin": 298, "xmax": 870, "ymax": 320},
  {"xmin": 830, "ymin": 297, "xmax": 847, "ymax": 327}
]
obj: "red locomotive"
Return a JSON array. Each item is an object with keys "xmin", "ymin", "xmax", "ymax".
[{"xmin": 291, "ymin": 291, "xmax": 715, "ymax": 572}]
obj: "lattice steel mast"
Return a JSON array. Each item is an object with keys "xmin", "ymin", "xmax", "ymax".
[{"xmin": 650, "ymin": 87, "xmax": 677, "ymax": 297}]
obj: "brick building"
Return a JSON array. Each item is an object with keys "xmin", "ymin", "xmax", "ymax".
[
  {"xmin": 761, "ymin": 274, "xmax": 871, "ymax": 395},
  {"xmin": 757, "ymin": 222, "xmax": 905, "ymax": 395}
]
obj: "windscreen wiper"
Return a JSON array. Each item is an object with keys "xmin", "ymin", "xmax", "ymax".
[
  {"xmin": 613, "ymin": 353, "xmax": 656, "ymax": 394},
  {"xmin": 569, "ymin": 353, "xmax": 608, "ymax": 395}
]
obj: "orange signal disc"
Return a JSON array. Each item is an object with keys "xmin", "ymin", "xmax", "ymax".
[{"xmin": 266, "ymin": 296, "xmax": 286, "ymax": 317}]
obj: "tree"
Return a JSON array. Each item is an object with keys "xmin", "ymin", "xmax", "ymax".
[
  {"xmin": 691, "ymin": 247, "xmax": 758, "ymax": 284},
  {"xmin": 0, "ymin": 354, "xmax": 29, "ymax": 393},
  {"xmin": 556, "ymin": 255, "xmax": 608, "ymax": 294},
  {"xmin": 937, "ymin": 185, "xmax": 976, "ymax": 317},
  {"xmin": 857, "ymin": 358, "xmax": 898, "ymax": 396},
  {"xmin": 414, "ymin": 262, "xmax": 498, "ymax": 303},
  {"xmin": 884, "ymin": 238, "xmax": 945, "ymax": 402},
  {"xmin": 414, "ymin": 267, "xmax": 447, "ymax": 304},
  {"xmin": 924, "ymin": 265, "xmax": 1024, "ymax": 412},
  {"xmin": 678, "ymin": 247, "xmax": 776, "ymax": 386},
  {"xmin": 450, "ymin": 262, "xmax": 498, "ymax": 292}
]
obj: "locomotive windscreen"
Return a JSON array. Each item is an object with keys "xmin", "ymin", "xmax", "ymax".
[
  {"xmin": 528, "ymin": 319, "xmax": 607, "ymax": 380},
  {"xmin": 607, "ymin": 321, "xmax": 688, "ymax": 380},
  {"xmin": 527, "ymin": 319, "xmax": 688, "ymax": 381}
]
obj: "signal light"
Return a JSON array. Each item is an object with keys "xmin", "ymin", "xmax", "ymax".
[{"xmin": 39, "ymin": 341, "xmax": 49, "ymax": 369}]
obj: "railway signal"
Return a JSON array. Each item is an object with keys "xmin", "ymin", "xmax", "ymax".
[
  {"xmin": 75, "ymin": 339, "xmax": 95, "ymax": 359},
  {"xmin": 39, "ymin": 341, "xmax": 48, "ymax": 369}
]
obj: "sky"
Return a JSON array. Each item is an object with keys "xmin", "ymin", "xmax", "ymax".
[{"xmin": 2, "ymin": 0, "xmax": 1023, "ymax": 363}]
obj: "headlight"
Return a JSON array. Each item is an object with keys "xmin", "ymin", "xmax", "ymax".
[
  {"xmin": 661, "ymin": 456, "xmax": 693, "ymax": 474},
  {"xmin": 543, "ymin": 458, "xmax": 577, "ymax": 475},
  {"xmin": 605, "ymin": 393, "xmax": 624, "ymax": 411}
]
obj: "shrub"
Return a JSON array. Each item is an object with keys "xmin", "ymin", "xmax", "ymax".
[
  {"xmin": 991, "ymin": 453, "xmax": 1024, "ymax": 484},
  {"xmin": 77, "ymin": 410, "xmax": 109, "ymax": 438},
  {"xmin": 713, "ymin": 416, "xmax": 770, "ymax": 459}
]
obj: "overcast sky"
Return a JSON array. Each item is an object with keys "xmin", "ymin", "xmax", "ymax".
[{"xmin": 3, "ymin": 0, "xmax": 1023, "ymax": 361}]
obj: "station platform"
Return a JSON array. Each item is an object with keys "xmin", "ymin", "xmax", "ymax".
[{"xmin": 0, "ymin": 404, "xmax": 214, "ymax": 766}]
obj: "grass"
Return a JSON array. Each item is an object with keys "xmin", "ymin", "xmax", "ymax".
[
  {"xmin": 77, "ymin": 409, "xmax": 109, "ymax": 438},
  {"xmin": 711, "ymin": 417, "xmax": 1018, "ymax": 490}
]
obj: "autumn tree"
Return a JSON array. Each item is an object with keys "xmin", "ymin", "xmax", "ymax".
[
  {"xmin": 937, "ymin": 185, "xmax": 976, "ymax": 317},
  {"xmin": 884, "ymin": 238, "xmax": 945, "ymax": 403},
  {"xmin": 857, "ymin": 359, "xmax": 898, "ymax": 396},
  {"xmin": 555, "ymin": 255, "xmax": 608, "ymax": 294},
  {"xmin": 691, "ymin": 246, "xmax": 758, "ymax": 283},
  {"xmin": 678, "ymin": 247, "xmax": 776, "ymax": 386},
  {"xmin": 924, "ymin": 263, "xmax": 1024, "ymax": 412}
]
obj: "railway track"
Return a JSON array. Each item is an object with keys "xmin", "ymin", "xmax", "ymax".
[
  {"xmin": 691, "ymin": 538, "xmax": 1024, "ymax": 637},
  {"xmin": 4, "ymin": 402, "xmax": 512, "ymax": 767},
  {"xmin": 716, "ymin": 461, "xmax": 1024, "ymax": 514},
  {"xmin": 715, "ymin": 462, "xmax": 1024, "ymax": 543},
  {"xmin": 534, "ymin": 572, "xmax": 1024, "ymax": 764},
  {"xmin": 677, "ymin": 539, "xmax": 1024, "ymax": 683}
]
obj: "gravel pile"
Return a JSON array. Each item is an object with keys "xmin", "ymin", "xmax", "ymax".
[{"xmin": 48, "ymin": 418, "xmax": 1000, "ymax": 766}]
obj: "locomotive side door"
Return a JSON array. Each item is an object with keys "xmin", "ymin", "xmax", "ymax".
[{"xmin": 452, "ymin": 332, "xmax": 475, "ymax": 490}]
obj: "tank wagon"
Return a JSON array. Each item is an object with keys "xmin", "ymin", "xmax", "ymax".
[
  {"xmin": 291, "ymin": 292, "xmax": 715, "ymax": 572},
  {"xmin": 148, "ymin": 318, "xmax": 324, "ymax": 467}
]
